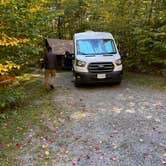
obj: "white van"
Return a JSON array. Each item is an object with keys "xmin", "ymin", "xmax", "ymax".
[{"xmin": 73, "ymin": 31, "xmax": 123, "ymax": 86}]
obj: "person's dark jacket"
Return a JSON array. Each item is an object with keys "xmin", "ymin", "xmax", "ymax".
[{"xmin": 43, "ymin": 50, "xmax": 57, "ymax": 69}]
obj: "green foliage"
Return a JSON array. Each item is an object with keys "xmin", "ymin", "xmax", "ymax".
[
  {"xmin": 0, "ymin": 71, "xmax": 49, "ymax": 112},
  {"xmin": 0, "ymin": 0, "xmax": 57, "ymax": 71},
  {"xmin": 0, "ymin": 87, "xmax": 25, "ymax": 111},
  {"xmin": 0, "ymin": 0, "xmax": 165, "ymax": 75},
  {"xmin": 60, "ymin": 0, "xmax": 166, "ymax": 75}
]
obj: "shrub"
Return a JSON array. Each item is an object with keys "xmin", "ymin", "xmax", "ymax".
[{"xmin": 0, "ymin": 87, "xmax": 25, "ymax": 111}]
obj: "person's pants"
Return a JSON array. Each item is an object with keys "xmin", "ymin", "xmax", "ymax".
[{"xmin": 44, "ymin": 69, "xmax": 56, "ymax": 87}]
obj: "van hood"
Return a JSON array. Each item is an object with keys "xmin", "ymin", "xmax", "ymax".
[{"xmin": 76, "ymin": 54, "xmax": 121, "ymax": 63}]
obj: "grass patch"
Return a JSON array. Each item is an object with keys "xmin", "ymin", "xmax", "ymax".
[
  {"xmin": 0, "ymin": 71, "xmax": 63, "ymax": 165},
  {"xmin": 124, "ymin": 72, "xmax": 166, "ymax": 90},
  {"xmin": 0, "ymin": 101, "xmax": 63, "ymax": 165},
  {"xmin": 0, "ymin": 71, "xmax": 48, "ymax": 112},
  {"xmin": 0, "ymin": 106, "xmax": 39, "ymax": 164},
  {"xmin": 0, "ymin": 97, "xmax": 71, "ymax": 165},
  {"xmin": 0, "ymin": 71, "xmax": 72, "ymax": 165},
  {"xmin": 0, "ymin": 87, "xmax": 25, "ymax": 112}
]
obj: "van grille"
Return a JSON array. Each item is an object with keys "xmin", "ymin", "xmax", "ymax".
[{"xmin": 88, "ymin": 62, "xmax": 114, "ymax": 73}]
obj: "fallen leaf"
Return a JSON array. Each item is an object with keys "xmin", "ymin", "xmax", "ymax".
[
  {"xmin": 42, "ymin": 144, "xmax": 48, "ymax": 149},
  {"xmin": 159, "ymin": 143, "xmax": 166, "ymax": 149},
  {"xmin": 6, "ymin": 144, "xmax": 11, "ymax": 147},
  {"xmin": 112, "ymin": 143, "xmax": 117, "ymax": 149},
  {"xmin": 71, "ymin": 159, "xmax": 78, "ymax": 165},
  {"xmin": 94, "ymin": 146, "xmax": 100, "ymax": 151},
  {"xmin": 45, "ymin": 151, "xmax": 49, "ymax": 156},
  {"xmin": 150, "ymin": 141, "xmax": 154, "ymax": 144},
  {"xmin": 110, "ymin": 156, "xmax": 116, "ymax": 161},
  {"xmin": 38, "ymin": 154, "xmax": 44, "ymax": 158},
  {"xmin": 163, "ymin": 153, "xmax": 166, "ymax": 157},
  {"xmin": 40, "ymin": 136, "xmax": 46, "ymax": 141},
  {"xmin": 112, "ymin": 130, "xmax": 118, "ymax": 134},
  {"xmin": 162, "ymin": 159, "xmax": 166, "ymax": 164},
  {"xmin": 86, "ymin": 155, "xmax": 90, "ymax": 159},
  {"xmin": 75, "ymin": 136, "xmax": 81, "ymax": 140},
  {"xmin": 65, "ymin": 150, "xmax": 69, "ymax": 154},
  {"xmin": 48, "ymin": 138, "xmax": 55, "ymax": 143},
  {"xmin": 58, "ymin": 118, "xmax": 65, "ymax": 123},
  {"xmin": 39, "ymin": 119, "xmax": 44, "ymax": 122},
  {"xmin": 16, "ymin": 143, "xmax": 22, "ymax": 148},
  {"xmin": 98, "ymin": 156, "xmax": 104, "ymax": 160},
  {"xmin": 143, "ymin": 152, "xmax": 150, "ymax": 157}
]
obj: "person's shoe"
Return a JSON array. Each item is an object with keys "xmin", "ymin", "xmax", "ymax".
[{"xmin": 50, "ymin": 85, "xmax": 54, "ymax": 89}]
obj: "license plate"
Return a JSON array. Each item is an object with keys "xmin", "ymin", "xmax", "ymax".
[{"xmin": 97, "ymin": 74, "xmax": 106, "ymax": 79}]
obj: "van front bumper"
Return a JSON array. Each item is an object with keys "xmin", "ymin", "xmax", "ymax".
[{"xmin": 74, "ymin": 71, "xmax": 123, "ymax": 84}]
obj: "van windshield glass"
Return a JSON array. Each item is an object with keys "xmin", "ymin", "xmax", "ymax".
[{"xmin": 76, "ymin": 39, "xmax": 117, "ymax": 55}]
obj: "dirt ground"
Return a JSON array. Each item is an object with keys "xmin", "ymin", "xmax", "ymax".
[{"xmin": 17, "ymin": 72, "xmax": 166, "ymax": 166}]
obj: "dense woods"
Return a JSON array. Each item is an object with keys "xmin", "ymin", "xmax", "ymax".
[{"xmin": 0, "ymin": 0, "xmax": 165, "ymax": 76}]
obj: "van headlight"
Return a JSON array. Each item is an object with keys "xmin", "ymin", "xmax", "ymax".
[
  {"xmin": 115, "ymin": 59, "xmax": 122, "ymax": 65},
  {"xmin": 76, "ymin": 59, "xmax": 86, "ymax": 67}
]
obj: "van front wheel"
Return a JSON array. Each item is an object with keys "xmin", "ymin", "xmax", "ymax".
[
  {"xmin": 74, "ymin": 81, "xmax": 80, "ymax": 87},
  {"xmin": 114, "ymin": 79, "xmax": 122, "ymax": 85},
  {"xmin": 73, "ymin": 73, "xmax": 81, "ymax": 87}
]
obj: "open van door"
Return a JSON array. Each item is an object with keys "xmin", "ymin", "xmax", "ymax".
[{"xmin": 45, "ymin": 38, "xmax": 74, "ymax": 70}]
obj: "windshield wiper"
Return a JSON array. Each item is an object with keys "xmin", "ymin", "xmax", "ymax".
[
  {"xmin": 108, "ymin": 52, "xmax": 117, "ymax": 54},
  {"xmin": 103, "ymin": 54, "xmax": 113, "ymax": 56},
  {"xmin": 103, "ymin": 52, "xmax": 117, "ymax": 56},
  {"xmin": 85, "ymin": 54, "xmax": 95, "ymax": 57},
  {"xmin": 79, "ymin": 52, "xmax": 95, "ymax": 57}
]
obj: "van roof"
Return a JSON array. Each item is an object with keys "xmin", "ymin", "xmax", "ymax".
[{"xmin": 74, "ymin": 31, "xmax": 113, "ymax": 40}]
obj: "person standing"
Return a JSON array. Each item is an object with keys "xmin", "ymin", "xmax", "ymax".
[{"xmin": 43, "ymin": 46, "xmax": 57, "ymax": 89}]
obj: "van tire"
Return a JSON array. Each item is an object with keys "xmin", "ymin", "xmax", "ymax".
[
  {"xmin": 115, "ymin": 80, "xmax": 122, "ymax": 85},
  {"xmin": 74, "ymin": 81, "xmax": 80, "ymax": 87},
  {"xmin": 73, "ymin": 71, "xmax": 80, "ymax": 87}
]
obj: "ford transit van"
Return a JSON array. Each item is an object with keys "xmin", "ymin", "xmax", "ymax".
[{"xmin": 73, "ymin": 31, "xmax": 123, "ymax": 86}]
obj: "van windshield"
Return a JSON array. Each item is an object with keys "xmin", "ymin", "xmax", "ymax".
[{"xmin": 76, "ymin": 39, "xmax": 117, "ymax": 55}]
